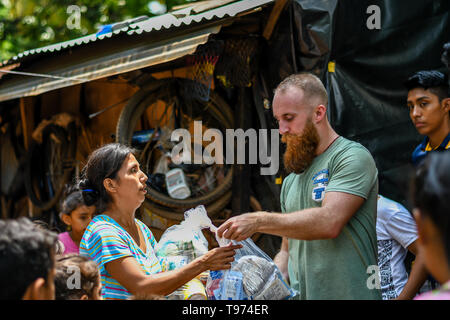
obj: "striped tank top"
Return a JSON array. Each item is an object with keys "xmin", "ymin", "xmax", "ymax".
[{"xmin": 80, "ymin": 214, "xmax": 167, "ymax": 300}]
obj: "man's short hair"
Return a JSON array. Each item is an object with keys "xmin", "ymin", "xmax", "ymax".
[
  {"xmin": 404, "ymin": 70, "xmax": 449, "ymax": 101},
  {"xmin": 0, "ymin": 217, "xmax": 58, "ymax": 299},
  {"xmin": 275, "ymin": 73, "xmax": 328, "ymax": 108}
]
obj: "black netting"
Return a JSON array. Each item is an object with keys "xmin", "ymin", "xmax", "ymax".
[
  {"xmin": 215, "ymin": 36, "xmax": 261, "ymax": 88},
  {"xmin": 185, "ymin": 40, "xmax": 224, "ymax": 101}
]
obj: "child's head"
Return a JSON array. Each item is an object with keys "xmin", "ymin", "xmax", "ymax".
[
  {"xmin": 59, "ymin": 185, "xmax": 95, "ymax": 239},
  {"xmin": 54, "ymin": 254, "xmax": 102, "ymax": 300},
  {"xmin": 33, "ymin": 219, "xmax": 65, "ymax": 256},
  {"xmin": 411, "ymin": 151, "xmax": 450, "ymax": 283},
  {"xmin": 405, "ymin": 70, "xmax": 450, "ymax": 138},
  {"xmin": 0, "ymin": 217, "xmax": 58, "ymax": 300}
]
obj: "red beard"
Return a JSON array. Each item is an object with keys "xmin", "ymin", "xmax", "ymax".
[{"xmin": 281, "ymin": 120, "xmax": 320, "ymax": 174}]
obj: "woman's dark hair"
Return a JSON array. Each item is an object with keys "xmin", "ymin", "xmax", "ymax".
[
  {"xmin": 59, "ymin": 184, "xmax": 88, "ymax": 219},
  {"xmin": 79, "ymin": 143, "xmax": 135, "ymax": 214},
  {"xmin": 0, "ymin": 217, "xmax": 58, "ymax": 299},
  {"xmin": 411, "ymin": 152, "xmax": 450, "ymax": 264},
  {"xmin": 54, "ymin": 254, "xmax": 100, "ymax": 300}
]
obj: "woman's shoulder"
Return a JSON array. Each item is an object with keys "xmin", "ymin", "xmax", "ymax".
[{"xmin": 84, "ymin": 215, "xmax": 124, "ymax": 238}]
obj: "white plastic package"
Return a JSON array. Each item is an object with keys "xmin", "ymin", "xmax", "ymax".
[
  {"xmin": 206, "ymin": 235, "xmax": 297, "ymax": 300},
  {"xmin": 155, "ymin": 205, "xmax": 213, "ymax": 268},
  {"xmin": 155, "ymin": 205, "xmax": 215, "ymax": 300}
]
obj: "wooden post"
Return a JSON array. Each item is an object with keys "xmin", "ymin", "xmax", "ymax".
[
  {"xmin": 19, "ymin": 97, "xmax": 35, "ymax": 217},
  {"xmin": 262, "ymin": 0, "xmax": 289, "ymax": 41},
  {"xmin": 231, "ymin": 87, "xmax": 252, "ymax": 216}
]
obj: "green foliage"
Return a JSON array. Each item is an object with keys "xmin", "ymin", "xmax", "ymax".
[{"xmin": 0, "ymin": 0, "xmax": 200, "ymax": 62}]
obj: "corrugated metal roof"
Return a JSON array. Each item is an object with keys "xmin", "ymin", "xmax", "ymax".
[
  {"xmin": 0, "ymin": 26, "xmax": 221, "ymax": 102},
  {"xmin": 128, "ymin": 0, "xmax": 274, "ymax": 34},
  {"xmin": 3, "ymin": 30, "xmax": 123, "ymax": 65},
  {"xmin": 2, "ymin": 0, "xmax": 274, "ymax": 67},
  {"xmin": 0, "ymin": 0, "xmax": 275, "ymax": 102}
]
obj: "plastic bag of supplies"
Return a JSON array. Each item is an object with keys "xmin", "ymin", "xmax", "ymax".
[
  {"xmin": 206, "ymin": 233, "xmax": 297, "ymax": 300},
  {"xmin": 155, "ymin": 205, "xmax": 214, "ymax": 270},
  {"xmin": 155, "ymin": 205, "xmax": 214, "ymax": 299}
]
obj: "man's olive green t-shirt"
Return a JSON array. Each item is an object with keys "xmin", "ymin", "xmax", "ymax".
[{"xmin": 280, "ymin": 136, "xmax": 381, "ymax": 300}]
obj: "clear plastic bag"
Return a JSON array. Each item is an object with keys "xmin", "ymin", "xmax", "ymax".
[
  {"xmin": 155, "ymin": 205, "xmax": 213, "ymax": 268},
  {"xmin": 206, "ymin": 237, "xmax": 297, "ymax": 300},
  {"xmin": 155, "ymin": 205, "xmax": 215, "ymax": 299}
]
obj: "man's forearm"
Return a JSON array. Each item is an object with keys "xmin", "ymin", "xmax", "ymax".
[
  {"xmin": 256, "ymin": 207, "xmax": 338, "ymax": 240},
  {"xmin": 273, "ymin": 250, "xmax": 290, "ymax": 283},
  {"xmin": 218, "ymin": 192, "xmax": 363, "ymax": 241}
]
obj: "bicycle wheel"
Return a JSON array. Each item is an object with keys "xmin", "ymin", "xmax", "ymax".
[
  {"xmin": 116, "ymin": 78, "xmax": 234, "ymax": 209},
  {"xmin": 142, "ymin": 191, "xmax": 232, "ymax": 222},
  {"xmin": 24, "ymin": 123, "xmax": 77, "ymax": 211}
]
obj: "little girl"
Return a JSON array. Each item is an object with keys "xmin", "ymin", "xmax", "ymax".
[{"xmin": 58, "ymin": 186, "xmax": 96, "ymax": 255}]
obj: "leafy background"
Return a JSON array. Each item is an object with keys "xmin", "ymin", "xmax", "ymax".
[{"xmin": 0, "ymin": 0, "xmax": 198, "ymax": 61}]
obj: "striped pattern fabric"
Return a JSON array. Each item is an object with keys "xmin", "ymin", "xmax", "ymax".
[{"xmin": 80, "ymin": 214, "xmax": 166, "ymax": 300}]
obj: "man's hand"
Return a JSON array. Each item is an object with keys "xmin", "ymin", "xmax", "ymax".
[{"xmin": 216, "ymin": 212, "xmax": 265, "ymax": 241}]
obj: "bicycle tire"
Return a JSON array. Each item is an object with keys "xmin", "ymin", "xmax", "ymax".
[
  {"xmin": 142, "ymin": 190, "xmax": 232, "ymax": 222},
  {"xmin": 116, "ymin": 78, "xmax": 234, "ymax": 208},
  {"xmin": 24, "ymin": 123, "xmax": 77, "ymax": 211}
]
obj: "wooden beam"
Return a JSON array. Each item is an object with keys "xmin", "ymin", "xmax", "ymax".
[
  {"xmin": 19, "ymin": 97, "xmax": 34, "ymax": 150},
  {"xmin": 19, "ymin": 97, "xmax": 35, "ymax": 217},
  {"xmin": 263, "ymin": 0, "xmax": 289, "ymax": 41},
  {"xmin": 231, "ymin": 87, "xmax": 252, "ymax": 216}
]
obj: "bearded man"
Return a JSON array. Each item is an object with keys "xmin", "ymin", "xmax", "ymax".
[{"xmin": 217, "ymin": 73, "xmax": 381, "ymax": 300}]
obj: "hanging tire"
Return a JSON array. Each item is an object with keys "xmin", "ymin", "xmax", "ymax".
[
  {"xmin": 24, "ymin": 122, "xmax": 77, "ymax": 211},
  {"xmin": 142, "ymin": 191, "xmax": 232, "ymax": 221},
  {"xmin": 116, "ymin": 78, "xmax": 234, "ymax": 209}
]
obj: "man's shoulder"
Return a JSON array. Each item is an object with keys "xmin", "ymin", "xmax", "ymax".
[
  {"xmin": 281, "ymin": 173, "xmax": 297, "ymax": 192},
  {"xmin": 412, "ymin": 138, "xmax": 428, "ymax": 166},
  {"xmin": 329, "ymin": 137, "xmax": 376, "ymax": 167},
  {"xmin": 335, "ymin": 137, "xmax": 371, "ymax": 154}
]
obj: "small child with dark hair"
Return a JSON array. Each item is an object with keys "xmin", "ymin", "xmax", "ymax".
[
  {"xmin": 54, "ymin": 253, "xmax": 102, "ymax": 300},
  {"xmin": 0, "ymin": 217, "xmax": 58, "ymax": 300},
  {"xmin": 58, "ymin": 185, "xmax": 95, "ymax": 255}
]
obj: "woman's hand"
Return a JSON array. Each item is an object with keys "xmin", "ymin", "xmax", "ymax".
[{"xmin": 198, "ymin": 244, "xmax": 242, "ymax": 271}]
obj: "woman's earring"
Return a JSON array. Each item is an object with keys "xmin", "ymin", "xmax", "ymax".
[{"xmin": 67, "ymin": 225, "xmax": 72, "ymax": 232}]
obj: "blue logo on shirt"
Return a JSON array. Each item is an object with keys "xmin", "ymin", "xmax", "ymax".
[{"xmin": 312, "ymin": 169, "xmax": 329, "ymax": 202}]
